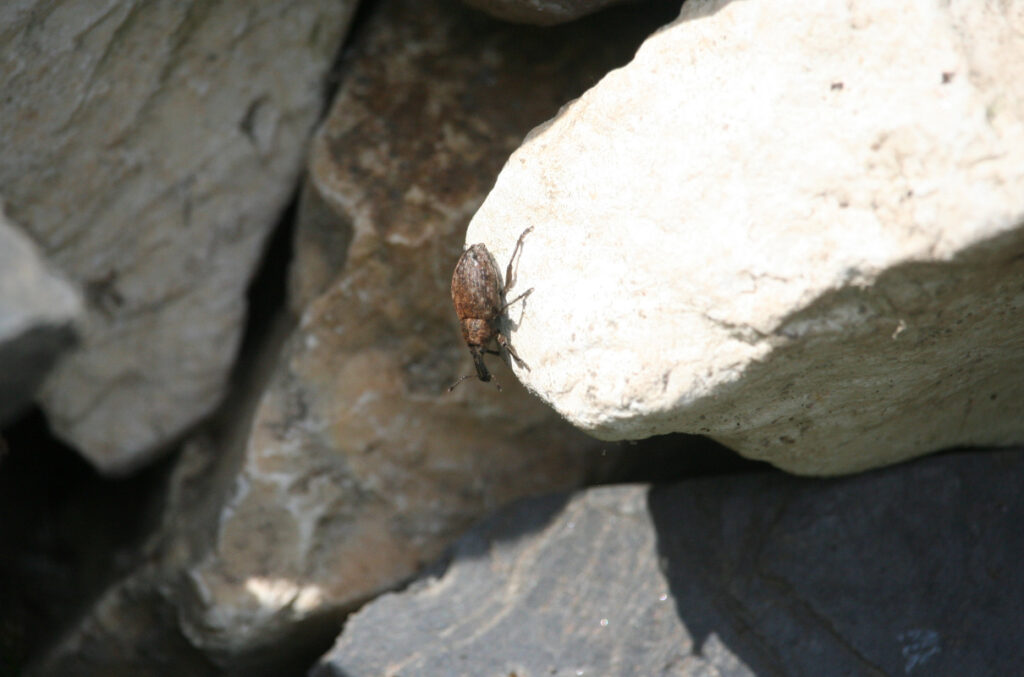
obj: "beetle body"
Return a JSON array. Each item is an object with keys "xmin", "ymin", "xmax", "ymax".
[
  {"xmin": 451, "ymin": 244, "xmax": 503, "ymax": 383},
  {"xmin": 449, "ymin": 228, "xmax": 533, "ymax": 391}
]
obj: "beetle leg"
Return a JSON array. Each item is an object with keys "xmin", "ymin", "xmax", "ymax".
[
  {"xmin": 500, "ymin": 287, "xmax": 533, "ymax": 312},
  {"xmin": 496, "ymin": 333, "xmax": 529, "ymax": 371},
  {"xmin": 503, "ymin": 226, "xmax": 534, "ymax": 295}
]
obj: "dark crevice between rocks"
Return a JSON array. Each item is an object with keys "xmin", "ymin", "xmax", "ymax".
[
  {"xmin": 599, "ymin": 433, "xmax": 776, "ymax": 486},
  {"xmin": 0, "ymin": 407, "xmax": 175, "ymax": 676},
  {"xmin": 318, "ymin": 0, "xmax": 383, "ymax": 125},
  {"xmin": 229, "ymin": 186, "xmax": 298, "ymax": 392}
]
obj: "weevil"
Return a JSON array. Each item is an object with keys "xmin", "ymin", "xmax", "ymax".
[{"xmin": 449, "ymin": 227, "xmax": 534, "ymax": 392}]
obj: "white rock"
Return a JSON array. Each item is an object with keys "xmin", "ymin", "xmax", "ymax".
[
  {"xmin": 468, "ymin": 0, "xmax": 1024, "ymax": 474},
  {"xmin": 0, "ymin": 1, "xmax": 356, "ymax": 474},
  {"xmin": 0, "ymin": 207, "xmax": 82, "ymax": 424}
]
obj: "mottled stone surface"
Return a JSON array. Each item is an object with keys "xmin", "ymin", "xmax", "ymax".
[
  {"xmin": 467, "ymin": 0, "xmax": 1024, "ymax": 474},
  {"xmin": 0, "ymin": 1, "xmax": 356, "ymax": 473},
  {"xmin": 0, "ymin": 210, "xmax": 81, "ymax": 425},
  {"xmin": 315, "ymin": 449, "xmax": 1024, "ymax": 676}
]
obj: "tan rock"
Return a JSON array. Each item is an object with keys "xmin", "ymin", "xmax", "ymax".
[
  {"xmin": 178, "ymin": 0, "xmax": 675, "ymax": 654},
  {"xmin": 0, "ymin": 1, "xmax": 356, "ymax": 474},
  {"xmin": 467, "ymin": 0, "xmax": 1024, "ymax": 474}
]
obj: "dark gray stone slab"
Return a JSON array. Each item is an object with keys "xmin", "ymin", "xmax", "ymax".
[{"xmin": 314, "ymin": 450, "xmax": 1024, "ymax": 676}]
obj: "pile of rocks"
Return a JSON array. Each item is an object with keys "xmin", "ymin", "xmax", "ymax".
[{"xmin": 2, "ymin": 0, "xmax": 1021, "ymax": 675}]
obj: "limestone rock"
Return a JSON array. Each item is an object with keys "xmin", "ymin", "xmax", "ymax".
[
  {"xmin": 0, "ymin": 1, "xmax": 356, "ymax": 474},
  {"xmin": 460, "ymin": 0, "xmax": 636, "ymax": 25},
  {"xmin": 0, "ymin": 210, "xmax": 81, "ymax": 425},
  {"xmin": 467, "ymin": 0, "xmax": 1024, "ymax": 474},
  {"xmin": 27, "ymin": 2, "xmax": 676, "ymax": 672},
  {"xmin": 314, "ymin": 449, "xmax": 1024, "ymax": 676}
]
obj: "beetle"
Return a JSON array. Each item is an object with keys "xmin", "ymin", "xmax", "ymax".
[{"xmin": 449, "ymin": 227, "xmax": 534, "ymax": 392}]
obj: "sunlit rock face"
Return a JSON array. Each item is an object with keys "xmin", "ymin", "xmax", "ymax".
[{"xmin": 468, "ymin": 0, "xmax": 1024, "ymax": 474}]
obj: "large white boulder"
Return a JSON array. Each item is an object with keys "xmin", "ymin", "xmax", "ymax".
[{"xmin": 467, "ymin": 0, "xmax": 1024, "ymax": 474}]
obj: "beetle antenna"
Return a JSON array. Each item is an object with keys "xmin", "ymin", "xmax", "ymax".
[
  {"xmin": 504, "ymin": 226, "xmax": 534, "ymax": 294},
  {"xmin": 448, "ymin": 374, "xmax": 502, "ymax": 392},
  {"xmin": 447, "ymin": 374, "xmax": 473, "ymax": 392}
]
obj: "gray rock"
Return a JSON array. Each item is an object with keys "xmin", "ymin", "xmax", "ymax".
[
  {"xmin": 315, "ymin": 449, "xmax": 1024, "ymax": 676},
  {"xmin": 0, "ymin": 1, "xmax": 357, "ymax": 474},
  {"xmin": 0, "ymin": 210, "xmax": 81, "ymax": 425},
  {"xmin": 467, "ymin": 0, "xmax": 1024, "ymax": 474}
]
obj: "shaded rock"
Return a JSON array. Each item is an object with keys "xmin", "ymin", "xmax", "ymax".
[
  {"xmin": 460, "ymin": 0, "xmax": 639, "ymax": 25},
  {"xmin": 314, "ymin": 486, "xmax": 709, "ymax": 677},
  {"xmin": 0, "ymin": 210, "xmax": 81, "ymax": 425},
  {"xmin": 314, "ymin": 449, "xmax": 1024, "ymax": 676},
  {"xmin": 27, "ymin": 1, "xmax": 680, "ymax": 673},
  {"xmin": 467, "ymin": 0, "xmax": 1024, "ymax": 474},
  {"xmin": 0, "ymin": 410, "xmax": 191, "ymax": 677},
  {"xmin": 23, "ymin": 437, "xmax": 274, "ymax": 677},
  {"xmin": 0, "ymin": 1, "xmax": 357, "ymax": 474}
]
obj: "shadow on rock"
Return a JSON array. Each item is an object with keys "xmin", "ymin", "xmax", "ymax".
[{"xmin": 648, "ymin": 448, "xmax": 1024, "ymax": 676}]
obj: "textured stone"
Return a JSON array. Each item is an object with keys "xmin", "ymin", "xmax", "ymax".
[
  {"xmin": 460, "ymin": 0, "xmax": 636, "ymax": 25},
  {"xmin": 315, "ymin": 449, "xmax": 1024, "ymax": 677},
  {"xmin": 0, "ymin": 209, "xmax": 81, "ymax": 425},
  {"xmin": 467, "ymin": 0, "xmax": 1024, "ymax": 474},
  {"xmin": 0, "ymin": 1, "xmax": 356, "ymax": 474},
  {"xmin": 26, "ymin": 2, "xmax": 677, "ymax": 673}
]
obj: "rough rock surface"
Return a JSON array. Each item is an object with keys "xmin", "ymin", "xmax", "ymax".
[
  {"xmin": 314, "ymin": 449, "xmax": 1024, "ymax": 677},
  {"xmin": 26, "ymin": 2, "xmax": 679, "ymax": 673},
  {"xmin": 460, "ymin": 0, "xmax": 635, "ymax": 25},
  {"xmin": 0, "ymin": 1, "xmax": 356, "ymax": 474},
  {"xmin": 467, "ymin": 0, "xmax": 1024, "ymax": 474},
  {"xmin": 0, "ymin": 210, "xmax": 81, "ymax": 425}
]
